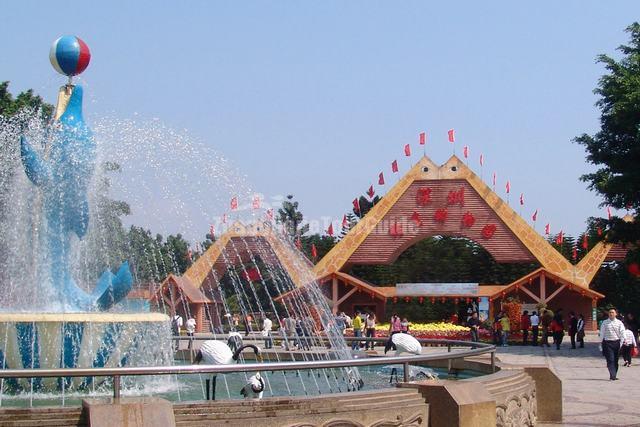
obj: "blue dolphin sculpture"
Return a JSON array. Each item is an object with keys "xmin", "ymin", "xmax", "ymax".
[{"xmin": 20, "ymin": 85, "xmax": 132, "ymax": 311}]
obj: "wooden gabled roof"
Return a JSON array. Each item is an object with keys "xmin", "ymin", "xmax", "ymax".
[
  {"xmin": 182, "ymin": 221, "xmax": 315, "ymax": 290},
  {"xmin": 314, "ymin": 155, "xmax": 618, "ymax": 289},
  {"xmin": 156, "ymin": 274, "xmax": 212, "ymax": 304}
]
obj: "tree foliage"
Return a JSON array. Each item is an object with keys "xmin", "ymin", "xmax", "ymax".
[
  {"xmin": 277, "ymin": 194, "xmax": 309, "ymax": 240},
  {"xmin": 574, "ymin": 23, "xmax": 640, "ymax": 243},
  {"xmin": 0, "ymin": 81, "xmax": 54, "ymax": 121}
]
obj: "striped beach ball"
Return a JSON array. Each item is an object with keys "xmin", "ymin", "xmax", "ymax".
[{"xmin": 49, "ymin": 35, "xmax": 91, "ymax": 77}]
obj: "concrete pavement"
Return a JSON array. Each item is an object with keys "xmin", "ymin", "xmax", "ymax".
[{"xmin": 496, "ymin": 334, "xmax": 640, "ymax": 426}]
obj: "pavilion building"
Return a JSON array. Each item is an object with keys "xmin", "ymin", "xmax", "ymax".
[{"xmin": 312, "ymin": 155, "xmax": 625, "ymax": 330}]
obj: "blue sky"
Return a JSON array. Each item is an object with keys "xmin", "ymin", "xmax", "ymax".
[{"xmin": 3, "ymin": 1, "xmax": 639, "ymax": 239}]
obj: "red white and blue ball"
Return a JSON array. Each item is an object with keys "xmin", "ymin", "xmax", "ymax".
[{"xmin": 49, "ymin": 36, "xmax": 91, "ymax": 77}]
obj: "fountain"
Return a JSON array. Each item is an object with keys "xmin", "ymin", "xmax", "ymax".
[
  {"xmin": 0, "ymin": 35, "xmax": 360, "ymax": 401},
  {"xmin": 0, "ymin": 36, "xmax": 171, "ymax": 393}
]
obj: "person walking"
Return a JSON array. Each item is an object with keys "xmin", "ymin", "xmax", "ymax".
[
  {"xmin": 551, "ymin": 309, "xmax": 565, "ymax": 350},
  {"xmin": 600, "ymin": 307, "xmax": 626, "ymax": 380},
  {"xmin": 387, "ymin": 314, "xmax": 402, "ymax": 351},
  {"xmin": 568, "ymin": 312, "xmax": 578, "ymax": 349},
  {"xmin": 541, "ymin": 310, "xmax": 552, "ymax": 347},
  {"xmin": 365, "ymin": 313, "xmax": 376, "ymax": 350},
  {"xmin": 521, "ymin": 310, "xmax": 531, "ymax": 346},
  {"xmin": 530, "ymin": 311, "xmax": 540, "ymax": 346},
  {"xmin": 172, "ymin": 314, "xmax": 183, "ymax": 336},
  {"xmin": 624, "ymin": 313, "xmax": 639, "ymax": 343},
  {"xmin": 621, "ymin": 323, "xmax": 637, "ymax": 367},
  {"xmin": 401, "ymin": 317, "xmax": 411, "ymax": 333},
  {"xmin": 351, "ymin": 311, "xmax": 363, "ymax": 350},
  {"xmin": 468, "ymin": 312, "xmax": 480, "ymax": 343},
  {"xmin": 499, "ymin": 314, "xmax": 511, "ymax": 347},
  {"xmin": 576, "ymin": 314, "xmax": 585, "ymax": 348},
  {"xmin": 185, "ymin": 317, "xmax": 196, "ymax": 350},
  {"xmin": 262, "ymin": 316, "xmax": 273, "ymax": 349}
]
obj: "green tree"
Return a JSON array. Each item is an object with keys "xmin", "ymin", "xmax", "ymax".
[
  {"xmin": 338, "ymin": 213, "xmax": 358, "ymax": 240},
  {"xmin": 277, "ymin": 195, "xmax": 309, "ymax": 240},
  {"xmin": 574, "ymin": 23, "xmax": 640, "ymax": 246},
  {"xmin": 0, "ymin": 81, "xmax": 54, "ymax": 121},
  {"xmin": 302, "ymin": 234, "xmax": 336, "ymax": 262}
]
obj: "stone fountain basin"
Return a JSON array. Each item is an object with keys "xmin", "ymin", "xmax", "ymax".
[{"xmin": 0, "ymin": 312, "xmax": 170, "ymax": 391}]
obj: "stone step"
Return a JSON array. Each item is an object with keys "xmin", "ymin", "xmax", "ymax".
[
  {"xmin": 0, "ymin": 417, "xmax": 85, "ymax": 427},
  {"xmin": 174, "ymin": 394, "xmax": 425, "ymax": 419},
  {"xmin": 482, "ymin": 371, "xmax": 529, "ymax": 391},
  {"xmin": 174, "ymin": 389, "xmax": 427, "ymax": 423}
]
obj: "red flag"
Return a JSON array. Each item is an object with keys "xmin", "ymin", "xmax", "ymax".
[
  {"xmin": 419, "ymin": 132, "xmax": 426, "ymax": 145},
  {"xmin": 505, "ymin": 180, "xmax": 511, "ymax": 194},
  {"xmin": 391, "ymin": 160, "xmax": 399, "ymax": 173},
  {"xmin": 367, "ymin": 185, "xmax": 375, "ymax": 199},
  {"xmin": 295, "ymin": 237, "xmax": 302, "ymax": 249},
  {"xmin": 242, "ymin": 267, "xmax": 261, "ymax": 282},
  {"xmin": 411, "ymin": 211, "xmax": 421, "ymax": 227},
  {"xmin": 479, "ymin": 154, "xmax": 484, "ymax": 167},
  {"xmin": 222, "ymin": 213, "xmax": 227, "ymax": 224},
  {"xmin": 209, "ymin": 224, "xmax": 215, "ymax": 237},
  {"xmin": 572, "ymin": 246, "xmax": 577, "ymax": 260},
  {"xmin": 353, "ymin": 198, "xmax": 360, "ymax": 213},
  {"xmin": 448, "ymin": 129, "xmax": 455, "ymax": 143},
  {"xmin": 545, "ymin": 223, "xmax": 550, "ymax": 235},
  {"xmin": 519, "ymin": 193, "xmax": 524, "ymax": 206},
  {"xmin": 252, "ymin": 194, "xmax": 261, "ymax": 209},
  {"xmin": 187, "ymin": 248, "xmax": 193, "ymax": 261},
  {"xmin": 311, "ymin": 243, "xmax": 318, "ymax": 258},
  {"xmin": 607, "ymin": 206, "xmax": 612, "ymax": 220},
  {"xmin": 378, "ymin": 172, "xmax": 385, "ymax": 185},
  {"xmin": 230, "ymin": 197, "xmax": 238, "ymax": 211},
  {"xmin": 532, "ymin": 209, "xmax": 538, "ymax": 222},
  {"xmin": 341, "ymin": 215, "xmax": 348, "ymax": 228},
  {"xmin": 404, "ymin": 144, "xmax": 411, "ymax": 157},
  {"xmin": 266, "ymin": 208, "xmax": 274, "ymax": 221},
  {"xmin": 555, "ymin": 231, "xmax": 564, "ymax": 245},
  {"xmin": 597, "ymin": 226, "xmax": 603, "ymax": 236},
  {"xmin": 463, "ymin": 145, "xmax": 469, "ymax": 159},
  {"xmin": 582, "ymin": 234, "xmax": 588, "ymax": 249},
  {"xmin": 327, "ymin": 223, "xmax": 334, "ymax": 237},
  {"xmin": 492, "ymin": 172, "xmax": 496, "ymax": 187}
]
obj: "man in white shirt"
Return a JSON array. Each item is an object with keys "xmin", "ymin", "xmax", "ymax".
[
  {"xmin": 530, "ymin": 311, "xmax": 540, "ymax": 346},
  {"xmin": 600, "ymin": 308, "xmax": 626, "ymax": 380},
  {"xmin": 186, "ymin": 317, "xmax": 196, "ymax": 350},
  {"xmin": 262, "ymin": 316, "xmax": 273, "ymax": 349}
]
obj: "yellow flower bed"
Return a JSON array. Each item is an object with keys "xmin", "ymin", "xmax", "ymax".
[{"xmin": 376, "ymin": 322, "xmax": 469, "ymax": 332}]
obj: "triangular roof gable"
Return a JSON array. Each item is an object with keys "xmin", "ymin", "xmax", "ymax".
[
  {"xmin": 156, "ymin": 274, "xmax": 212, "ymax": 304},
  {"xmin": 183, "ymin": 221, "xmax": 315, "ymax": 289},
  {"xmin": 314, "ymin": 155, "xmax": 615, "ymax": 288}
]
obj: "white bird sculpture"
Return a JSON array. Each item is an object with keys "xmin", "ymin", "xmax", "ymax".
[
  {"xmin": 240, "ymin": 372, "xmax": 265, "ymax": 399},
  {"xmin": 194, "ymin": 335, "xmax": 262, "ymax": 400},
  {"xmin": 384, "ymin": 332, "xmax": 422, "ymax": 356}
]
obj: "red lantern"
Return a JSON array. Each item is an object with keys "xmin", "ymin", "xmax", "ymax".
[
  {"xmin": 440, "ymin": 297, "xmax": 446, "ymax": 303},
  {"xmin": 393, "ymin": 297, "xmax": 398, "ymax": 304},
  {"xmin": 404, "ymin": 296, "xmax": 411, "ymax": 303},
  {"xmin": 454, "ymin": 298, "xmax": 459, "ymax": 304},
  {"xmin": 418, "ymin": 297, "xmax": 424, "ymax": 304},
  {"xmin": 465, "ymin": 298, "xmax": 471, "ymax": 304},
  {"xmin": 430, "ymin": 297, "xmax": 436, "ymax": 304}
]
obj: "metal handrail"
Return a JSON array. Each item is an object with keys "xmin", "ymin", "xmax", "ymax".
[{"xmin": 0, "ymin": 340, "xmax": 496, "ymax": 400}]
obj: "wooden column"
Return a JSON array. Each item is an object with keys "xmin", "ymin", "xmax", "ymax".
[
  {"xmin": 591, "ymin": 298, "xmax": 598, "ymax": 331},
  {"xmin": 540, "ymin": 273, "xmax": 546, "ymax": 303},
  {"xmin": 332, "ymin": 277, "xmax": 339, "ymax": 314}
]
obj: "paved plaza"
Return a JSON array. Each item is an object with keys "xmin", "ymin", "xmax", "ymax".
[{"xmin": 496, "ymin": 334, "xmax": 640, "ymax": 426}]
